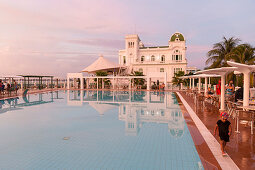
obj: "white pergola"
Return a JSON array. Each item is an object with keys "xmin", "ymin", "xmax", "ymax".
[
  {"xmin": 181, "ymin": 74, "xmax": 220, "ymax": 94},
  {"xmin": 67, "ymin": 72, "xmax": 167, "ymax": 90},
  {"xmin": 227, "ymin": 61, "xmax": 255, "ymax": 107},
  {"xmin": 197, "ymin": 62, "xmax": 255, "ymax": 109},
  {"xmin": 196, "ymin": 67, "xmax": 237, "ymax": 111}
]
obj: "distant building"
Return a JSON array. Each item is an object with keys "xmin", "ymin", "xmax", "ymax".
[
  {"xmin": 185, "ymin": 66, "xmax": 198, "ymax": 74},
  {"xmin": 119, "ymin": 32, "xmax": 196, "ymax": 83}
]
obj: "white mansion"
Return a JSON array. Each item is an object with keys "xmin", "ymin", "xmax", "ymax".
[{"xmin": 119, "ymin": 32, "xmax": 197, "ymax": 82}]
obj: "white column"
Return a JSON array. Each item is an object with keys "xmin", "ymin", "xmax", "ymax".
[
  {"xmin": 180, "ymin": 83, "xmax": 183, "ymax": 90},
  {"xmin": 67, "ymin": 77, "xmax": 70, "ymax": 89},
  {"xmin": 147, "ymin": 78, "xmax": 150, "ymax": 90},
  {"xmin": 192, "ymin": 78, "xmax": 195, "ymax": 89},
  {"xmin": 243, "ymin": 71, "xmax": 251, "ymax": 107},
  {"xmin": 164, "ymin": 72, "xmax": 167, "ymax": 89},
  {"xmin": 80, "ymin": 77, "xmax": 84, "ymax": 89},
  {"xmin": 129, "ymin": 78, "xmax": 131, "ymax": 90},
  {"xmin": 102, "ymin": 79, "xmax": 104, "ymax": 89},
  {"xmin": 220, "ymin": 74, "xmax": 226, "ymax": 111},
  {"xmin": 21, "ymin": 81, "xmax": 23, "ymax": 90},
  {"xmin": 204, "ymin": 77, "xmax": 208, "ymax": 95},
  {"xmin": 73, "ymin": 78, "xmax": 75, "ymax": 88},
  {"xmin": 198, "ymin": 78, "xmax": 201, "ymax": 93},
  {"xmin": 97, "ymin": 78, "xmax": 99, "ymax": 90},
  {"xmin": 209, "ymin": 77, "xmax": 211, "ymax": 85}
]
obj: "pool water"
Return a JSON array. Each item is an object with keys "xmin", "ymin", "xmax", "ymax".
[{"xmin": 0, "ymin": 90, "xmax": 203, "ymax": 170}]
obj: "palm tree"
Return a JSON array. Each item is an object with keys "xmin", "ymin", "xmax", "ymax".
[
  {"xmin": 172, "ymin": 71, "xmax": 185, "ymax": 89},
  {"xmin": 94, "ymin": 71, "xmax": 108, "ymax": 88},
  {"xmin": 206, "ymin": 37, "xmax": 240, "ymax": 68},
  {"xmin": 132, "ymin": 71, "xmax": 145, "ymax": 87},
  {"xmin": 226, "ymin": 44, "xmax": 255, "ymax": 64}
]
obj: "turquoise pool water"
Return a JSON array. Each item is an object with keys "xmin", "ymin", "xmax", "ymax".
[{"xmin": 0, "ymin": 90, "xmax": 203, "ymax": 170}]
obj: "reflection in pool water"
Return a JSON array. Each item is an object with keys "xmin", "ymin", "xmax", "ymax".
[
  {"xmin": 0, "ymin": 90, "xmax": 203, "ymax": 170},
  {"xmin": 67, "ymin": 90, "xmax": 184, "ymax": 137}
]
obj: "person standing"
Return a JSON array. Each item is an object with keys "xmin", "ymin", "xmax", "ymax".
[
  {"xmin": 226, "ymin": 80, "xmax": 235, "ymax": 101},
  {"xmin": 216, "ymin": 80, "xmax": 221, "ymax": 105},
  {"xmin": 216, "ymin": 79, "xmax": 221, "ymax": 95}
]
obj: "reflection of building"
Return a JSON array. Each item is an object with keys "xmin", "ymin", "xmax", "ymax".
[
  {"xmin": 118, "ymin": 104, "xmax": 184, "ymax": 137},
  {"xmin": 67, "ymin": 90, "xmax": 185, "ymax": 137}
]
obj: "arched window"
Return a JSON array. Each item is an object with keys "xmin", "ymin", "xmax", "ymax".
[
  {"xmin": 161, "ymin": 55, "xmax": 165, "ymax": 63},
  {"xmin": 141, "ymin": 56, "xmax": 145, "ymax": 62},
  {"xmin": 172, "ymin": 50, "xmax": 182, "ymax": 62},
  {"xmin": 139, "ymin": 68, "xmax": 143, "ymax": 73},
  {"xmin": 123, "ymin": 56, "xmax": 126, "ymax": 64},
  {"xmin": 151, "ymin": 55, "xmax": 155, "ymax": 61},
  {"xmin": 160, "ymin": 68, "xmax": 164, "ymax": 72}
]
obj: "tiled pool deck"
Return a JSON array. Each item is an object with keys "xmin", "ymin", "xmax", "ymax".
[{"xmin": 178, "ymin": 91, "xmax": 255, "ymax": 170}]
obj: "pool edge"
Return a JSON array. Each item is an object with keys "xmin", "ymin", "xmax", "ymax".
[{"xmin": 176, "ymin": 92, "xmax": 239, "ymax": 170}]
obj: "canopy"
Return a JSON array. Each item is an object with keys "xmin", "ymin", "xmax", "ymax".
[
  {"xmin": 196, "ymin": 67, "xmax": 237, "ymax": 75},
  {"xmin": 180, "ymin": 74, "xmax": 220, "ymax": 79},
  {"xmin": 82, "ymin": 55, "xmax": 121, "ymax": 73}
]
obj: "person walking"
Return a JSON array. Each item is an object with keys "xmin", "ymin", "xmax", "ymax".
[{"xmin": 214, "ymin": 112, "xmax": 232, "ymax": 156}]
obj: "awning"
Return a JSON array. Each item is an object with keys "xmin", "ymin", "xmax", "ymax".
[{"xmin": 82, "ymin": 55, "xmax": 121, "ymax": 73}]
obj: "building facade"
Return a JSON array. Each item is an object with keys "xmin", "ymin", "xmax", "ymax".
[{"xmin": 119, "ymin": 32, "xmax": 189, "ymax": 83}]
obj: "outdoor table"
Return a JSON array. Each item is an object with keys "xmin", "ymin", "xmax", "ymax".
[{"xmin": 237, "ymin": 105, "xmax": 255, "ymax": 134}]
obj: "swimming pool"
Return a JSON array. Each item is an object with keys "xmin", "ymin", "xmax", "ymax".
[{"xmin": 0, "ymin": 90, "xmax": 203, "ymax": 169}]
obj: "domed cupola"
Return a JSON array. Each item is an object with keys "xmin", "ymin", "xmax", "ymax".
[{"xmin": 170, "ymin": 32, "xmax": 185, "ymax": 42}]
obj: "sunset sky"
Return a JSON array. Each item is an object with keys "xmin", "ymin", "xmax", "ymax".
[{"xmin": 0, "ymin": 0, "xmax": 254, "ymax": 77}]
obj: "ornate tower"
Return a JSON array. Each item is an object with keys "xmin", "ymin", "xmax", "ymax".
[{"xmin": 124, "ymin": 35, "xmax": 140, "ymax": 66}]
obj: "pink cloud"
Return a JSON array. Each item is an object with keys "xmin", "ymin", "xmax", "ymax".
[
  {"xmin": 67, "ymin": 38, "xmax": 124, "ymax": 49},
  {"xmin": 186, "ymin": 45, "xmax": 211, "ymax": 53}
]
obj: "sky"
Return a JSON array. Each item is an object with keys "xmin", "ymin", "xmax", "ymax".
[{"xmin": 0, "ymin": 0, "xmax": 254, "ymax": 78}]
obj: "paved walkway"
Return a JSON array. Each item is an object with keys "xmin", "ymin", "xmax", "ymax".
[{"xmin": 179, "ymin": 91, "xmax": 255, "ymax": 170}]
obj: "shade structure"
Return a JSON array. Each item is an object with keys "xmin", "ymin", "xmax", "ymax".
[
  {"xmin": 196, "ymin": 67, "xmax": 237, "ymax": 111},
  {"xmin": 180, "ymin": 74, "xmax": 221, "ymax": 79},
  {"xmin": 196, "ymin": 67, "xmax": 237, "ymax": 75},
  {"xmin": 82, "ymin": 55, "xmax": 121, "ymax": 73},
  {"xmin": 180, "ymin": 74, "xmax": 221, "ymax": 91},
  {"xmin": 227, "ymin": 61, "xmax": 255, "ymax": 107}
]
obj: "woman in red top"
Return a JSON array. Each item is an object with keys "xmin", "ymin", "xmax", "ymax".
[{"xmin": 216, "ymin": 79, "xmax": 221, "ymax": 95}]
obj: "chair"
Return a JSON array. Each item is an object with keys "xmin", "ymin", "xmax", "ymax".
[{"xmin": 22, "ymin": 89, "xmax": 29, "ymax": 96}]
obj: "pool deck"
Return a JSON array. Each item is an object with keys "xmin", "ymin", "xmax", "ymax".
[{"xmin": 178, "ymin": 91, "xmax": 255, "ymax": 170}]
